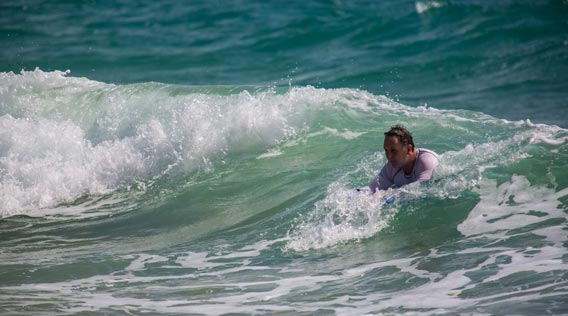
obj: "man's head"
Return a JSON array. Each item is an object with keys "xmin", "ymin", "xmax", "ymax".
[
  {"xmin": 383, "ymin": 125, "xmax": 415, "ymax": 168},
  {"xmin": 384, "ymin": 125, "xmax": 414, "ymax": 149}
]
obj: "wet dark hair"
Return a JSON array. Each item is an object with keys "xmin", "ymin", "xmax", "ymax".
[{"xmin": 384, "ymin": 125, "xmax": 414, "ymax": 149}]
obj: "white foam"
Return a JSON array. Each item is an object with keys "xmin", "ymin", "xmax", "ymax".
[
  {"xmin": 324, "ymin": 127, "xmax": 366, "ymax": 140},
  {"xmin": 124, "ymin": 254, "xmax": 170, "ymax": 272},
  {"xmin": 415, "ymin": 1, "xmax": 445, "ymax": 15},
  {"xmin": 256, "ymin": 148, "xmax": 283, "ymax": 159},
  {"xmin": 0, "ymin": 115, "xmax": 177, "ymax": 216},
  {"xmin": 458, "ymin": 175, "xmax": 568, "ymax": 237},
  {"xmin": 286, "ymin": 188, "xmax": 398, "ymax": 251}
]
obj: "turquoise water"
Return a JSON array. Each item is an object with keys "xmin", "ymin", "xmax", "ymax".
[{"xmin": 1, "ymin": 1, "xmax": 568, "ymax": 315}]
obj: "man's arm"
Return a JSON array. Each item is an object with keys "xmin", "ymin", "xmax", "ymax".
[{"xmin": 369, "ymin": 167, "xmax": 392, "ymax": 193}]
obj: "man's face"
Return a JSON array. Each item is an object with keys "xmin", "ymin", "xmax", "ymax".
[{"xmin": 383, "ymin": 136, "xmax": 410, "ymax": 168}]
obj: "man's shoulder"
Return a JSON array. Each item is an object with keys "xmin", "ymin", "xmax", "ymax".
[{"xmin": 418, "ymin": 148, "xmax": 440, "ymax": 167}]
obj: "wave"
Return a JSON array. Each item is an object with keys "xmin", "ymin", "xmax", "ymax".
[{"xmin": 1, "ymin": 70, "xmax": 566, "ymax": 245}]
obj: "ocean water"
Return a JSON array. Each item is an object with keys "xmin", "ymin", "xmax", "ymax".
[{"xmin": 1, "ymin": 1, "xmax": 568, "ymax": 315}]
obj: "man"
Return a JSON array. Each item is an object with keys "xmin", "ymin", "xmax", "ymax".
[{"xmin": 369, "ymin": 125, "xmax": 439, "ymax": 192}]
